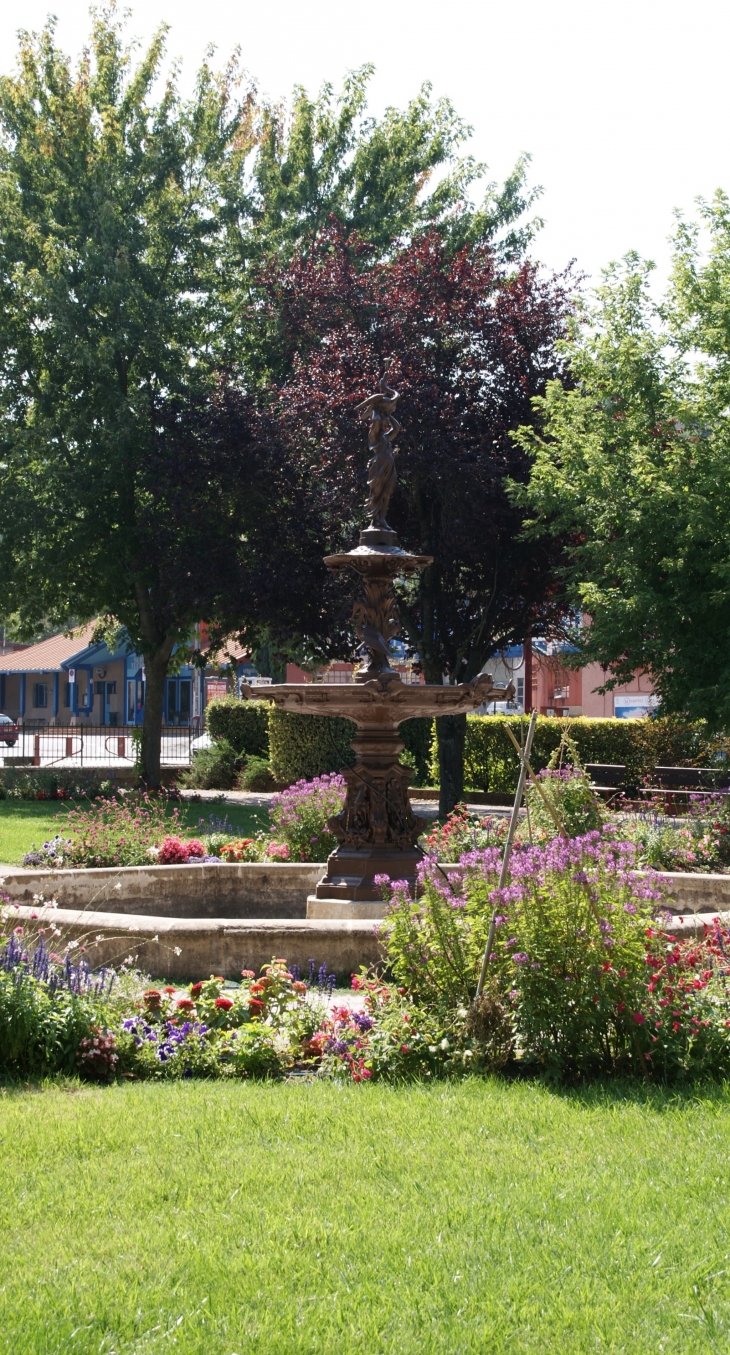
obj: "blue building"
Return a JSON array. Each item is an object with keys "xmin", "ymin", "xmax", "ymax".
[{"xmin": 0, "ymin": 624, "xmax": 207, "ymax": 728}]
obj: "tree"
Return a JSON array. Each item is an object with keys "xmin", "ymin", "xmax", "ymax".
[
  {"xmin": 0, "ymin": 10, "xmax": 537, "ymax": 785},
  {"xmin": 258, "ymin": 223, "xmax": 574, "ymax": 810},
  {"xmin": 514, "ymin": 195, "xmax": 730, "ymax": 731}
]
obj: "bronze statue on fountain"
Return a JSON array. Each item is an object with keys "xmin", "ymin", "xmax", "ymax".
[{"xmin": 240, "ymin": 366, "xmax": 514, "ymax": 917}]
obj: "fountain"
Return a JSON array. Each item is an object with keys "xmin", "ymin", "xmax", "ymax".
[{"xmin": 240, "ymin": 367, "xmax": 514, "ymax": 918}]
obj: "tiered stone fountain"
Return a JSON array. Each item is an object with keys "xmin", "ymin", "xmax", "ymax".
[{"xmin": 241, "ymin": 369, "xmax": 514, "ymax": 918}]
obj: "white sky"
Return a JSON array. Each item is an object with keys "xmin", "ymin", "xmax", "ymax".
[{"xmin": 0, "ymin": 0, "xmax": 728, "ymax": 289}]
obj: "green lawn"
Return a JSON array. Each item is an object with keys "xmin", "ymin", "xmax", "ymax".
[
  {"xmin": 0, "ymin": 799, "xmax": 270, "ymax": 865},
  {"xmin": 1, "ymin": 1079, "xmax": 730, "ymax": 1353}
]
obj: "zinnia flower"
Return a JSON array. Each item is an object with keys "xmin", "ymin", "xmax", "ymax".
[{"xmin": 215, "ymin": 996, "xmax": 233, "ymax": 1010}]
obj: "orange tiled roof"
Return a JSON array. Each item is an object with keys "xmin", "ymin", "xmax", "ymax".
[{"xmin": 0, "ymin": 624, "xmax": 96, "ymax": 673}]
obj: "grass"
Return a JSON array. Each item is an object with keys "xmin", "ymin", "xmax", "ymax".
[
  {"xmin": 0, "ymin": 799, "xmax": 270, "ymax": 865},
  {"xmin": 1, "ymin": 1079, "xmax": 730, "ymax": 1353}
]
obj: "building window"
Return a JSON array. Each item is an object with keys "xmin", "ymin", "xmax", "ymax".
[
  {"xmin": 63, "ymin": 683, "xmax": 71, "ymax": 708},
  {"xmin": 127, "ymin": 681, "xmax": 135, "ymax": 722},
  {"xmin": 34, "ymin": 683, "xmax": 47, "ymax": 708},
  {"xmin": 517, "ymin": 677, "xmax": 524, "ymax": 707}
]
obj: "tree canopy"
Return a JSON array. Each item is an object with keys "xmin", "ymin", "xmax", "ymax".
[
  {"xmin": 258, "ymin": 222, "xmax": 574, "ymax": 806},
  {"xmin": 0, "ymin": 8, "xmax": 544, "ymax": 784},
  {"xmin": 514, "ymin": 193, "xmax": 730, "ymax": 730}
]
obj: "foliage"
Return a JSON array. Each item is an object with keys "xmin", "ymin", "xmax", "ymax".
[
  {"xmin": 616, "ymin": 793, "xmax": 730, "ymax": 874},
  {"xmin": 57, "ymin": 793, "xmax": 183, "ymax": 869},
  {"xmin": 524, "ymin": 732, "xmax": 604, "ymax": 837},
  {"xmin": 0, "ymin": 13, "xmax": 273, "ymax": 787},
  {"xmin": 399, "ymin": 718, "xmax": 434, "ymax": 787},
  {"xmin": 439, "ymin": 713, "xmax": 725, "ymax": 795},
  {"xmin": 421, "ymin": 804, "xmax": 509, "ymax": 860},
  {"xmin": 515, "ymin": 201, "xmax": 730, "ymax": 731},
  {"xmin": 179, "ymin": 738, "xmax": 245, "ymax": 791},
  {"xmin": 263, "ymin": 222, "xmax": 575, "ymax": 810},
  {"xmin": 0, "ymin": 768, "xmax": 111, "ymax": 801},
  {"xmin": 378, "ymin": 831, "xmax": 672, "ymax": 1079},
  {"xmin": 268, "ymin": 774, "xmax": 345, "ymax": 862},
  {"xmin": 218, "ymin": 838, "xmax": 261, "ymax": 863},
  {"xmin": 638, "ymin": 922, "xmax": 730, "ymax": 1079},
  {"xmin": 0, "ymin": 929, "xmax": 118, "ymax": 1077},
  {"xmin": 238, "ymin": 757, "xmax": 278, "ymax": 792},
  {"xmin": 0, "ymin": 14, "xmax": 540, "ymax": 793},
  {"xmin": 268, "ymin": 709, "xmax": 355, "ymax": 785},
  {"xmin": 205, "ymin": 698, "xmax": 270, "ymax": 757},
  {"xmin": 267, "ymin": 707, "xmax": 433, "ymax": 788}
]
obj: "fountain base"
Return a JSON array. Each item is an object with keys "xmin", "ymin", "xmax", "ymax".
[{"xmin": 306, "ymin": 897, "xmax": 385, "ymax": 920}]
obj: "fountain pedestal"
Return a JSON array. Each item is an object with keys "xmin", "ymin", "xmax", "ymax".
[
  {"xmin": 241, "ymin": 670, "xmax": 513, "ymax": 918},
  {"xmin": 240, "ymin": 366, "xmax": 514, "ymax": 918}
]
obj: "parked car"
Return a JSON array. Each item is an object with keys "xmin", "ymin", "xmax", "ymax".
[
  {"xmin": 0, "ymin": 714, "xmax": 19, "ymax": 746},
  {"xmin": 190, "ymin": 731, "xmax": 212, "ymax": 753}
]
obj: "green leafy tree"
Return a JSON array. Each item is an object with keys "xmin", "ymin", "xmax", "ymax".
[
  {"xmin": 514, "ymin": 194, "xmax": 730, "ymax": 729},
  {"xmin": 0, "ymin": 8, "xmax": 543, "ymax": 786}
]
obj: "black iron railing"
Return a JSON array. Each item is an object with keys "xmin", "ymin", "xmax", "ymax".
[{"xmin": 1, "ymin": 724, "xmax": 196, "ymax": 768}]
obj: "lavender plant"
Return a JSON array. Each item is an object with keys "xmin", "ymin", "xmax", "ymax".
[
  {"xmin": 378, "ymin": 831, "xmax": 666, "ymax": 1077},
  {"xmin": 268, "ymin": 773, "xmax": 346, "ymax": 862}
]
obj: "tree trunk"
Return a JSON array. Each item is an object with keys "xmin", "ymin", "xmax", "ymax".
[
  {"xmin": 436, "ymin": 712, "xmax": 466, "ymax": 818},
  {"xmin": 140, "ymin": 644, "xmax": 174, "ymax": 790}
]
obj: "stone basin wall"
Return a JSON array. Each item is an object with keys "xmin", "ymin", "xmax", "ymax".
[
  {"xmin": 2, "ymin": 862, "xmax": 730, "ymax": 922},
  {"xmin": 0, "ymin": 862, "xmax": 324, "ymax": 919}
]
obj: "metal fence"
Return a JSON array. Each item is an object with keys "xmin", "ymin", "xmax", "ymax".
[{"xmin": 1, "ymin": 725, "xmax": 195, "ymax": 769}]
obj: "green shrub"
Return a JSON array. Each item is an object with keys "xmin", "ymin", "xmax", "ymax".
[
  {"xmin": 205, "ymin": 697, "xmax": 270, "ymax": 757},
  {"xmin": 268, "ymin": 709, "xmax": 356, "ymax": 785},
  {"xmin": 267, "ymin": 708, "xmax": 433, "ymax": 787},
  {"xmin": 428, "ymin": 714, "xmax": 721, "ymax": 794},
  {"xmin": 0, "ymin": 971, "xmax": 101, "ymax": 1077},
  {"xmin": 400, "ymin": 718, "xmax": 434, "ymax": 786},
  {"xmin": 239, "ymin": 756, "xmax": 277, "ymax": 792},
  {"xmin": 0, "ymin": 767, "xmax": 107, "ymax": 800},
  {"xmin": 179, "ymin": 738, "xmax": 243, "ymax": 790}
]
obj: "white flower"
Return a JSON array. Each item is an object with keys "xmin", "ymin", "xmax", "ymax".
[
  {"xmin": 113, "ymin": 882, "xmax": 122, "ymax": 891},
  {"xmin": 173, "ymin": 946, "xmax": 182, "ymax": 956},
  {"xmin": 95, "ymin": 934, "xmax": 104, "ymax": 941},
  {"xmin": 147, "ymin": 846, "xmax": 160, "ymax": 860},
  {"xmin": 66, "ymin": 940, "xmax": 78, "ymax": 951}
]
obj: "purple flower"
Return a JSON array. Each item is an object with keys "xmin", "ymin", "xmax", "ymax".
[{"xmin": 512, "ymin": 953, "xmax": 529, "ymax": 965}]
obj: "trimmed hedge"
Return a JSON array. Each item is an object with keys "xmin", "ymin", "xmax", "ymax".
[
  {"xmin": 427, "ymin": 714, "xmax": 727, "ymax": 794},
  {"xmin": 268, "ymin": 709, "xmax": 434, "ymax": 786},
  {"xmin": 205, "ymin": 697, "xmax": 270, "ymax": 757},
  {"xmin": 268, "ymin": 709, "xmax": 356, "ymax": 785}
]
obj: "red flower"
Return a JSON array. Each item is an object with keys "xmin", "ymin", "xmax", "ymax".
[
  {"xmin": 633, "ymin": 1012, "xmax": 646, "ymax": 1025},
  {"xmin": 177, "ymin": 997, "xmax": 195, "ymax": 1011},
  {"xmin": 190, "ymin": 982, "xmax": 203, "ymax": 998},
  {"xmin": 215, "ymin": 996, "xmax": 234, "ymax": 1011},
  {"xmin": 163, "ymin": 986, "xmax": 175, "ymax": 995},
  {"xmin": 143, "ymin": 989, "xmax": 162, "ymax": 1007},
  {"xmin": 248, "ymin": 998, "xmax": 265, "ymax": 1016}
]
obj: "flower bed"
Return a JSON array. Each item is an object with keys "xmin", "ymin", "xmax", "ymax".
[
  {"xmin": 426, "ymin": 782, "xmax": 730, "ymax": 874},
  {"xmin": 21, "ymin": 775, "xmax": 346, "ymax": 870},
  {"xmin": 6, "ymin": 824, "xmax": 730, "ymax": 1084}
]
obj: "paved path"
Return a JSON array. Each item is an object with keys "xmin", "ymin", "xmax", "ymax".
[{"xmin": 178, "ymin": 788, "xmax": 512, "ymax": 821}]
